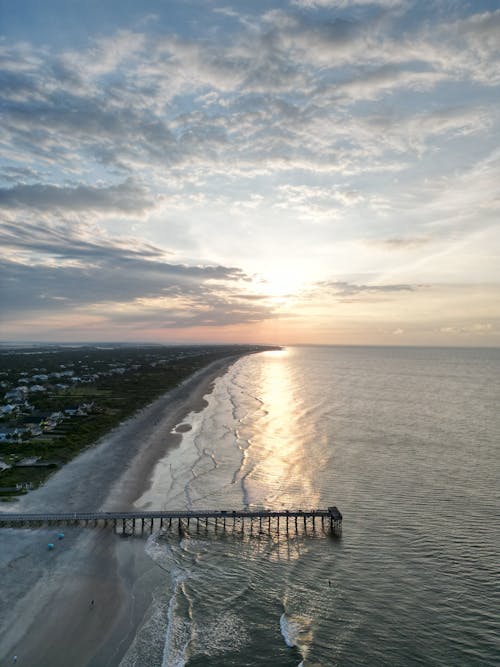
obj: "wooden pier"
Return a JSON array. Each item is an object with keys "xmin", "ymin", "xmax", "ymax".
[{"xmin": 0, "ymin": 506, "xmax": 342, "ymax": 537}]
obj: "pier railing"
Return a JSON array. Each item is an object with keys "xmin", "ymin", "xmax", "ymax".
[{"xmin": 0, "ymin": 506, "xmax": 342, "ymax": 536}]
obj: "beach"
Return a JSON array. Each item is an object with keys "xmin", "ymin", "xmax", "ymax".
[{"xmin": 0, "ymin": 354, "xmax": 242, "ymax": 667}]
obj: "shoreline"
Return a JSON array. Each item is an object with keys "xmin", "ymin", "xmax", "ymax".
[{"xmin": 0, "ymin": 352, "xmax": 247, "ymax": 666}]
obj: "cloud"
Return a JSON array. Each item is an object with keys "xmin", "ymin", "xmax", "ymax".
[
  {"xmin": 1, "ymin": 7, "xmax": 497, "ymax": 183},
  {"xmin": 316, "ymin": 280, "xmax": 416, "ymax": 300},
  {"xmin": 292, "ymin": 0, "xmax": 405, "ymax": 7},
  {"xmin": 394, "ymin": 147, "xmax": 500, "ymax": 233},
  {"xmin": 0, "ymin": 219, "xmax": 171, "ymax": 262},
  {"xmin": 366, "ymin": 237, "xmax": 431, "ymax": 249},
  {"xmin": 323, "ymin": 65, "xmax": 449, "ymax": 104},
  {"xmin": 272, "ymin": 183, "xmax": 364, "ymax": 220},
  {"xmin": 0, "ymin": 220, "xmax": 275, "ymax": 328},
  {"xmin": 453, "ymin": 9, "xmax": 500, "ymax": 83},
  {"xmin": 439, "ymin": 323, "xmax": 494, "ymax": 335},
  {"xmin": 0, "ymin": 179, "xmax": 153, "ymax": 214}
]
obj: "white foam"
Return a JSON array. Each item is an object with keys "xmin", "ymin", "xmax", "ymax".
[
  {"xmin": 280, "ymin": 611, "xmax": 313, "ymax": 659},
  {"xmin": 162, "ymin": 578, "xmax": 191, "ymax": 667},
  {"xmin": 193, "ymin": 610, "xmax": 248, "ymax": 656},
  {"xmin": 118, "ymin": 589, "xmax": 169, "ymax": 667},
  {"xmin": 280, "ymin": 612, "xmax": 297, "ymax": 647}
]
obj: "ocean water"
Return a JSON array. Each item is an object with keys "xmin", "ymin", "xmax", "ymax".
[{"xmin": 122, "ymin": 346, "xmax": 500, "ymax": 667}]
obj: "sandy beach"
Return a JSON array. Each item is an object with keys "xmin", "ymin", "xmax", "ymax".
[{"xmin": 0, "ymin": 354, "xmax": 243, "ymax": 666}]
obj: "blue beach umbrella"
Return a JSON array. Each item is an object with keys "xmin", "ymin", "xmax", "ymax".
[
  {"xmin": 47, "ymin": 543, "xmax": 54, "ymax": 550},
  {"xmin": 57, "ymin": 532, "xmax": 65, "ymax": 539}
]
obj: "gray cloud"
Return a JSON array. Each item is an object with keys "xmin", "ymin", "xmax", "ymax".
[
  {"xmin": 365, "ymin": 237, "xmax": 431, "ymax": 249},
  {"xmin": 0, "ymin": 179, "xmax": 153, "ymax": 214},
  {"xmin": 316, "ymin": 280, "xmax": 416, "ymax": 299},
  {"xmin": 0, "ymin": 220, "xmax": 274, "ymax": 327}
]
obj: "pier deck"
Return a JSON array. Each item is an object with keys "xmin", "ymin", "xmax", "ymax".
[{"xmin": 0, "ymin": 507, "xmax": 342, "ymax": 536}]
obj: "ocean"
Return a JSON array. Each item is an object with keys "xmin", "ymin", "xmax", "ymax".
[{"xmin": 120, "ymin": 346, "xmax": 500, "ymax": 666}]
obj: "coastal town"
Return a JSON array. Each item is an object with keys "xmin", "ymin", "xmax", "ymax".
[{"xmin": 0, "ymin": 344, "xmax": 269, "ymax": 497}]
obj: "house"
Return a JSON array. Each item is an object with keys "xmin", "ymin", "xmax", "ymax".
[
  {"xmin": 76, "ymin": 402, "xmax": 95, "ymax": 416},
  {"xmin": 4, "ymin": 389, "xmax": 25, "ymax": 403},
  {"xmin": 25, "ymin": 423, "xmax": 43, "ymax": 437},
  {"xmin": 0, "ymin": 404, "xmax": 17, "ymax": 416},
  {"xmin": 0, "ymin": 427, "xmax": 20, "ymax": 441}
]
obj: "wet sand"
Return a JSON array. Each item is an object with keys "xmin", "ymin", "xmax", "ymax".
[{"xmin": 0, "ymin": 354, "xmax": 243, "ymax": 666}]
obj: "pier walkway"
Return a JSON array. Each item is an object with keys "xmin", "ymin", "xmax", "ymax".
[{"xmin": 0, "ymin": 507, "xmax": 342, "ymax": 536}]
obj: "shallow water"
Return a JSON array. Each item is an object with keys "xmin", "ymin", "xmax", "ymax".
[{"xmin": 126, "ymin": 346, "xmax": 500, "ymax": 666}]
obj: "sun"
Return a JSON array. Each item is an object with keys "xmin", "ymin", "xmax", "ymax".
[{"xmin": 258, "ymin": 267, "xmax": 307, "ymax": 302}]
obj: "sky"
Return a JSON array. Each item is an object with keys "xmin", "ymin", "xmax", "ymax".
[{"xmin": 1, "ymin": 0, "xmax": 499, "ymax": 346}]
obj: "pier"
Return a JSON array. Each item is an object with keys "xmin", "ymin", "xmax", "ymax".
[{"xmin": 0, "ymin": 506, "xmax": 342, "ymax": 537}]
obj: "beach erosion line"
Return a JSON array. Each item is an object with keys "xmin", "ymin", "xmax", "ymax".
[{"xmin": 0, "ymin": 352, "xmax": 248, "ymax": 667}]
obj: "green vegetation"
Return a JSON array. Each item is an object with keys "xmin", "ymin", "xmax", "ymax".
[{"xmin": 0, "ymin": 344, "xmax": 276, "ymax": 496}]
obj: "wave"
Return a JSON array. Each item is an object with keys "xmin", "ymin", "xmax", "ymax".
[
  {"xmin": 161, "ymin": 575, "xmax": 192, "ymax": 667},
  {"xmin": 280, "ymin": 611, "xmax": 313, "ymax": 664}
]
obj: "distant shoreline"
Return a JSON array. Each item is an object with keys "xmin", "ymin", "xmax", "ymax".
[
  {"xmin": 0, "ymin": 350, "xmax": 256, "ymax": 666},
  {"xmin": 0, "ymin": 344, "xmax": 278, "ymax": 498}
]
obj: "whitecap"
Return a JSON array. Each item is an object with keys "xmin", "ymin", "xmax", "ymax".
[{"xmin": 280, "ymin": 611, "xmax": 313, "ymax": 654}]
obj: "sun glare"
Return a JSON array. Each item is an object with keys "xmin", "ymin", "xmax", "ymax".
[{"xmin": 259, "ymin": 268, "xmax": 306, "ymax": 301}]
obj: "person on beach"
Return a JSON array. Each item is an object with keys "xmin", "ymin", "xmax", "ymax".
[{"xmin": 90, "ymin": 599, "xmax": 95, "ymax": 607}]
